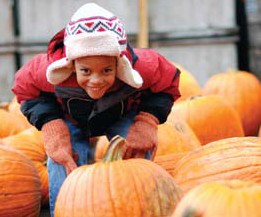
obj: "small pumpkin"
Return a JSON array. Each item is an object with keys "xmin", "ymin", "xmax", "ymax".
[
  {"xmin": 172, "ymin": 137, "xmax": 261, "ymax": 193},
  {"xmin": 55, "ymin": 136, "xmax": 183, "ymax": 217},
  {"xmin": 203, "ymin": 70, "xmax": 261, "ymax": 136},
  {"xmin": 172, "ymin": 180, "xmax": 261, "ymax": 217},
  {"xmin": 0, "ymin": 145, "xmax": 41, "ymax": 216},
  {"xmin": 167, "ymin": 95, "xmax": 244, "ymax": 145},
  {"xmin": 1, "ymin": 127, "xmax": 49, "ymax": 206}
]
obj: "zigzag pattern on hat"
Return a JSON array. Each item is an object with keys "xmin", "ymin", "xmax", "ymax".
[{"xmin": 65, "ymin": 17, "xmax": 126, "ymax": 44}]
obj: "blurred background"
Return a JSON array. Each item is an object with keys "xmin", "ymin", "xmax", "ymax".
[{"xmin": 0, "ymin": 0, "xmax": 260, "ymax": 102}]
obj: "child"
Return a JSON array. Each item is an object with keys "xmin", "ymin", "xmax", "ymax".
[{"xmin": 12, "ymin": 3, "xmax": 180, "ymax": 216}]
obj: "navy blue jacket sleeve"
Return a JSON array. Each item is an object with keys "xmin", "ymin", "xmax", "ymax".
[
  {"xmin": 138, "ymin": 91, "xmax": 174, "ymax": 124},
  {"xmin": 20, "ymin": 92, "xmax": 64, "ymax": 130}
]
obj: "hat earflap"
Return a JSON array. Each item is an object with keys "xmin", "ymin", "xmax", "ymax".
[
  {"xmin": 46, "ymin": 58, "xmax": 74, "ymax": 85},
  {"xmin": 117, "ymin": 55, "xmax": 143, "ymax": 88}
]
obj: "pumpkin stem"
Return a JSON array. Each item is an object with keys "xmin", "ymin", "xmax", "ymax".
[{"xmin": 102, "ymin": 135, "xmax": 126, "ymax": 162}]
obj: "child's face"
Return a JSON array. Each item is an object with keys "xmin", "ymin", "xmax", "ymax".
[{"xmin": 74, "ymin": 55, "xmax": 117, "ymax": 99}]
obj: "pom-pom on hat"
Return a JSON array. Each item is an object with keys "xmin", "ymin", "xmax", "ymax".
[{"xmin": 46, "ymin": 3, "xmax": 143, "ymax": 88}]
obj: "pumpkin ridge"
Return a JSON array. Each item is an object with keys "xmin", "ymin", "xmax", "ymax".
[
  {"xmin": 126, "ymin": 159, "xmax": 148, "ymax": 215},
  {"xmin": 90, "ymin": 164, "xmax": 102, "ymax": 215},
  {"xmin": 0, "ymin": 190, "xmax": 40, "ymax": 197},
  {"xmin": 0, "ymin": 157, "xmax": 36, "ymax": 166},
  {"xmin": 177, "ymin": 164, "xmax": 261, "ymax": 186},
  {"xmin": 89, "ymin": 164, "xmax": 95, "ymax": 216},
  {"xmin": 174, "ymin": 140, "xmax": 260, "ymax": 168},
  {"xmin": 1, "ymin": 171, "xmax": 40, "ymax": 178},
  {"xmin": 107, "ymin": 161, "xmax": 117, "ymax": 216},
  {"xmin": 175, "ymin": 152, "xmax": 261, "ymax": 179},
  {"xmin": 70, "ymin": 167, "xmax": 85, "ymax": 214},
  {"xmin": 142, "ymin": 160, "xmax": 165, "ymax": 215},
  {"xmin": 179, "ymin": 147, "xmax": 261, "ymax": 168},
  {"xmin": 145, "ymin": 161, "xmax": 164, "ymax": 215},
  {"xmin": 138, "ymin": 159, "xmax": 181, "ymax": 216}
]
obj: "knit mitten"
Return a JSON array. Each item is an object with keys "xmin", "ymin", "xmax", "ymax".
[
  {"xmin": 123, "ymin": 112, "xmax": 159, "ymax": 160},
  {"xmin": 42, "ymin": 119, "xmax": 77, "ymax": 175}
]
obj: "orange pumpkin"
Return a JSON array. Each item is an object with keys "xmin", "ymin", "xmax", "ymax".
[
  {"xmin": 172, "ymin": 137, "xmax": 261, "ymax": 193},
  {"xmin": 258, "ymin": 125, "xmax": 261, "ymax": 137},
  {"xmin": 0, "ymin": 145, "xmax": 41, "ymax": 216},
  {"xmin": 0, "ymin": 108, "xmax": 29, "ymax": 138},
  {"xmin": 167, "ymin": 95, "xmax": 244, "ymax": 145},
  {"xmin": 55, "ymin": 136, "xmax": 183, "ymax": 217},
  {"xmin": 172, "ymin": 63, "xmax": 203, "ymax": 102},
  {"xmin": 172, "ymin": 180, "xmax": 261, "ymax": 217},
  {"xmin": 1, "ymin": 127, "xmax": 49, "ymax": 206},
  {"xmin": 203, "ymin": 71, "xmax": 261, "ymax": 136},
  {"xmin": 156, "ymin": 122, "xmax": 201, "ymax": 155}
]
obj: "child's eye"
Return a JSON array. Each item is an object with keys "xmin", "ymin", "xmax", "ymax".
[
  {"xmin": 104, "ymin": 68, "xmax": 113, "ymax": 74},
  {"xmin": 80, "ymin": 68, "xmax": 91, "ymax": 74}
]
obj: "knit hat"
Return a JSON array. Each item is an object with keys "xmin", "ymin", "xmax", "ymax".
[{"xmin": 46, "ymin": 3, "xmax": 143, "ymax": 88}]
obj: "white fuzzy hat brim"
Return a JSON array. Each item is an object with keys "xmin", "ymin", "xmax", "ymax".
[{"xmin": 65, "ymin": 32, "xmax": 121, "ymax": 60}]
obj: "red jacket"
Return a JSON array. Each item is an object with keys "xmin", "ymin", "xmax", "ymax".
[
  {"xmin": 12, "ymin": 48, "xmax": 180, "ymax": 132},
  {"xmin": 13, "ymin": 49, "xmax": 180, "ymax": 103}
]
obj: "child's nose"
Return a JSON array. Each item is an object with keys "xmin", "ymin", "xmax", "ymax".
[{"xmin": 89, "ymin": 73, "xmax": 102, "ymax": 83}]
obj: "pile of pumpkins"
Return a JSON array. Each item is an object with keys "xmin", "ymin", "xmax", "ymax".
[{"xmin": 0, "ymin": 64, "xmax": 261, "ymax": 217}]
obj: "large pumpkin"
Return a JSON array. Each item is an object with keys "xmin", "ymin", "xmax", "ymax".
[
  {"xmin": 167, "ymin": 95, "xmax": 244, "ymax": 145},
  {"xmin": 172, "ymin": 137, "xmax": 261, "ymax": 193},
  {"xmin": 0, "ymin": 145, "xmax": 41, "ymax": 216},
  {"xmin": 203, "ymin": 71, "xmax": 261, "ymax": 136},
  {"xmin": 172, "ymin": 180, "xmax": 261, "ymax": 217},
  {"xmin": 55, "ymin": 136, "xmax": 183, "ymax": 217},
  {"xmin": 1, "ymin": 127, "xmax": 49, "ymax": 206}
]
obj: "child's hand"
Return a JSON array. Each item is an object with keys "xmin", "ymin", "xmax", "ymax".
[
  {"xmin": 42, "ymin": 119, "xmax": 77, "ymax": 175},
  {"xmin": 123, "ymin": 112, "xmax": 159, "ymax": 160}
]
